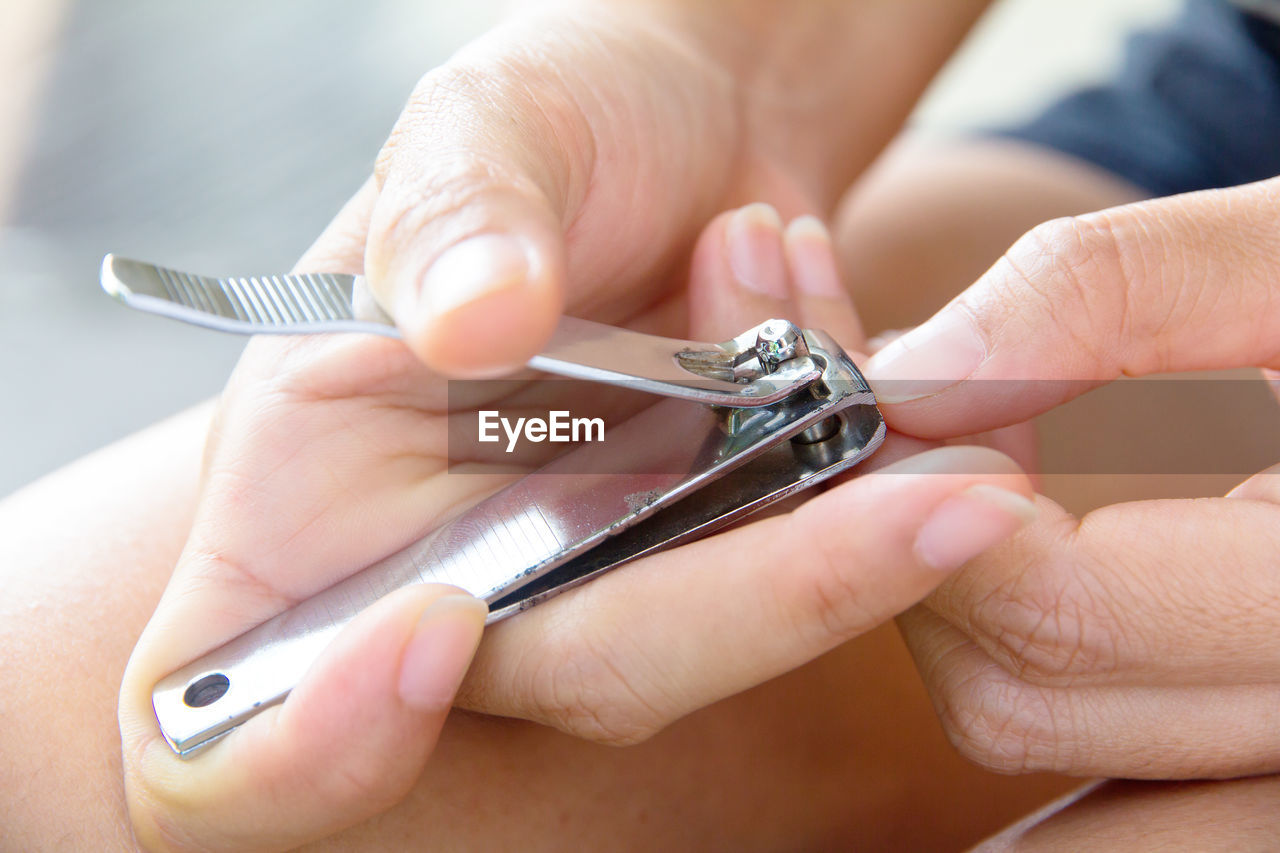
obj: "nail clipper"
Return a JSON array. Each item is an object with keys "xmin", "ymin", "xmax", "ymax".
[{"xmin": 101, "ymin": 254, "xmax": 886, "ymax": 756}]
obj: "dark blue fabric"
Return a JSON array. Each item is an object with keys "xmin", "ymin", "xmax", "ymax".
[{"xmin": 998, "ymin": 0, "xmax": 1280, "ymax": 196}]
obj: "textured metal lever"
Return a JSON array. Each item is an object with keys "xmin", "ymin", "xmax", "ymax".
[{"xmin": 102, "ymin": 255, "xmax": 821, "ymax": 407}]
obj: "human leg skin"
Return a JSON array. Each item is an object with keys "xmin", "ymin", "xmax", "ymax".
[
  {"xmin": 973, "ymin": 775, "xmax": 1280, "ymax": 851},
  {"xmin": 0, "ymin": 407, "xmax": 1070, "ymax": 851},
  {"xmin": 835, "ymin": 136, "xmax": 1147, "ymax": 336}
]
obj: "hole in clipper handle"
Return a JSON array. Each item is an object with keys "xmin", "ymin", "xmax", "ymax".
[{"xmin": 184, "ymin": 673, "xmax": 231, "ymax": 708}]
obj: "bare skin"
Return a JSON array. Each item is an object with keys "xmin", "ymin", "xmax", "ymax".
[
  {"xmin": 975, "ymin": 776, "xmax": 1280, "ymax": 852},
  {"xmin": 836, "ymin": 136, "xmax": 1250, "ymax": 512},
  {"xmin": 0, "ymin": 404, "xmax": 1069, "ymax": 852},
  {"xmin": 13, "ymin": 137, "xmax": 1273, "ymax": 851},
  {"xmin": 5, "ymin": 0, "xmax": 1277, "ymax": 848},
  {"xmin": 853, "ymin": 161, "xmax": 1280, "ymax": 782},
  {"xmin": 116, "ymin": 3, "xmax": 1040, "ymax": 848}
]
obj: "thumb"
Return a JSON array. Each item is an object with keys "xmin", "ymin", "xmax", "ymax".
[
  {"xmin": 121, "ymin": 585, "xmax": 485, "ymax": 852},
  {"xmin": 363, "ymin": 65, "xmax": 576, "ymax": 377},
  {"xmin": 865, "ymin": 176, "xmax": 1280, "ymax": 438}
]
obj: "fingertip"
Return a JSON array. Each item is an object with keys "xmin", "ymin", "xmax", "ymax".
[
  {"xmin": 783, "ymin": 214, "xmax": 867, "ymax": 348},
  {"xmin": 863, "ymin": 307, "xmax": 989, "ymax": 404},
  {"xmin": 726, "ymin": 202, "xmax": 787, "ymax": 298},
  {"xmin": 863, "ymin": 446, "xmax": 1037, "ymax": 573},
  {"xmin": 409, "ymin": 275, "xmax": 562, "ymax": 377},
  {"xmin": 797, "ymin": 445, "xmax": 1036, "ymax": 566},
  {"xmin": 1227, "ymin": 460, "xmax": 1280, "ymax": 504},
  {"xmin": 685, "ymin": 209, "xmax": 735, "ymax": 325},
  {"xmin": 782, "ymin": 215, "xmax": 844, "ymax": 298},
  {"xmin": 1264, "ymin": 367, "xmax": 1280, "ymax": 407},
  {"xmin": 201, "ymin": 584, "xmax": 485, "ymax": 845},
  {"xmin": 688, "ymin": 204, "xmax": 791, "ymax": 340},
  {"xmin": 398, "ymin": 593, "xmax": 488, "ymax": 711},
  {"xmin": 398, "ymin": 232, "xmax": 564, "ymax": 376},
  {"xmin": 912, "ymin": 482, "xmax": 1037, "ymax": 573},
  {"xmin": 279, "ymin": 583, "xmax": 480, "ymax": 735}
]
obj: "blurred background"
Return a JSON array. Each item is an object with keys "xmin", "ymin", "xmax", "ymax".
[{"xmin": 0, "ymin": 0, "xmax": 1181, "ymax": 496}]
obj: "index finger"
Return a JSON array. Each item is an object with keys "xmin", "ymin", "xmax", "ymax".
[
  {"xmin": 864, "ymin": 177, "xmax": 1280, "ymax": 438},
  {"xmin": 457, "ymin": 445, "xmax": 1037, "ymax": 745}
]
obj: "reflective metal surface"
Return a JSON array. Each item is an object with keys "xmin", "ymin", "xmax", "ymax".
[
  {"xmin": 101, "ymin": 255, "xmax": 819, "ymax": 407},
  {"xmin": 105, "ymin": 256, "xmax": 885, "ymax": 758}
]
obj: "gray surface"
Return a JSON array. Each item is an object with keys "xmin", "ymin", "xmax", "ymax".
[{"xmin": 1, "ymin": 1, "xmax": 494, "ymax": 496}]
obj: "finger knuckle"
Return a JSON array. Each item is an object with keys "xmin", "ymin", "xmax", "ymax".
[
  {"xmin": 966, "ymin": 567, "xmax": 1126, "ymax": 686},
  {"xmin": 798, "ymin": 531, "xmax": 879, "ymax": 646},
  {"xmin": 376, "ymin": 158, "xmax": 533, "ymax": 236},
  {"xmin": 766, "ymin": 505, "xmax": 887, "ymax": 651},
  {"xmin": 180, "ymin": 545, "xmax": 298, "ymax": 613},
  {"xmin": 374, "ymin": 54, "xmax": 583, "ymax": 209},
  {"xmin": 374, "ymin": 65, "xmax": 480, "ymax": 188},
  {"xmin": 931, "ymin": 658, "xmax": 1064, "ymax": 774},
  {"xmin": 1020, "ymin": 215, "xmax": 1125, "ymax": 298},
  {"xmin": 522, "ymin": 624, "xmax": 670, "ymax": 747},
  {"xmin": 996, "ymin": 216, "xmax": 1131, "ymax": 364},
  {"xmin": 377, "ymin": 64, "xmax": 487, "ymax": 181}
]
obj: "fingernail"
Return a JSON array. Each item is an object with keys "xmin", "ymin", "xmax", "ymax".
[
  {"xmin": 397, "ymin": 234, "xmax": 535, "ymax": 332},
  {"xmin": 783, "ymin": 216, "xmax": 845, "ymax": 297},
  {"xmin": 1264, "ymin": 368, "xmax": 1280, "ymax": 405},
  {"xmin": 866, "ymin": 329, "xmax": 907, "ymax": 354},
  {"xmin": 398, "ymin": 593, "xmax": 487, "ymax": 711},
  {"xmin": 727, "ymin": 203, "xmax": 788, "ymax": 298},
  {"xmin": 864, "ymin": 309, "xmax": 988, "ymax": 403},
  {"xmin": 914, "ymin": 484, "xmax": 1038, "ymax": 572}
]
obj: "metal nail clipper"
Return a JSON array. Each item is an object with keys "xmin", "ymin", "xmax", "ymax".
[{"xmin": 101, "ymin": 254, "xmax": 886, "ymax": 757}]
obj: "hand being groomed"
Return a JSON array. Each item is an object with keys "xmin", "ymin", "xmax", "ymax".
[
  {"xmin": 872, "ymin": 177, "xmax": 1280, "ymax": 780},
  {"xmin": 120, "ymin": 199, "xmax": 1034, "ymax": 851}
]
